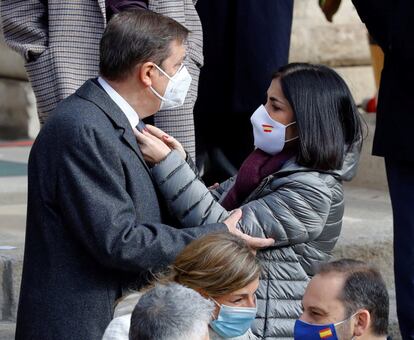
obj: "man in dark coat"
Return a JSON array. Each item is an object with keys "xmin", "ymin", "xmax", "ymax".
[
  {"xmin": 15, "ymin": 11, "xmax": 272, "ymax": 340},
  {"xmin": 352, "ymin": 1, "xmax": 414, "ymax": 338}
]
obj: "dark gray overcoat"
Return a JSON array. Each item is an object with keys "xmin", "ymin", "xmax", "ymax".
[{"xmin": 15, "ymin": 79, "xmax": 224, "ymax": 340}]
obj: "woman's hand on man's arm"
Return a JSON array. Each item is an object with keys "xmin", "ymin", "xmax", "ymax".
[{"xmin": 224, "ymin": 209, "xmax": 275, "ymax": 250}]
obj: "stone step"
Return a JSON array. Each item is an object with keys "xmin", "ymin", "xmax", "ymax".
[
  {"xmin": 0, "ymin": 251, "xmax": 23, "ymax": 322},
  {"xmin": 336, "ymin": 184, "xmax": 400, "ymax": 339},
  {"xmin": 0, "ymin": 174, "xmax": 25, "ymax": 324},
  {"xmin": 0, "ymin": 321, "xmax": 15, "ymax": 340}
]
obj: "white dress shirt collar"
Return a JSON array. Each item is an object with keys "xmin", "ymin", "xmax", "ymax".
[{"xmin": 98, "ymin": 77, "xmax": 140, "ymax": 129}]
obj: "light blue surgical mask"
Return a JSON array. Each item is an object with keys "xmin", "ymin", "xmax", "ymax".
[
  {"xmin": 294, "ymin": 313, "xmax": 357, "ymax": 340},
  {"xmin": 210, "ymin": 299, "xmax": 257, "ymax": 338}
]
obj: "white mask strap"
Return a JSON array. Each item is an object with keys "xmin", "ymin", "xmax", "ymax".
[
  {"xmin": 285, "ymin": 121, "xmax": 298, "ymax": 143},
  {"xmin": 150, "ymin": 63, "xmax": 185, "ymax": 102},
  {"xmin": 285, "ymin": 136, "xmax": 299, "ymax": 143},
  {"xmin": 149, "ymin": 86, "xmax": 165, "ymax": 101},
  {"xmin": 334, "ymin": 312, "xmax": 358, "ymax": 327},
  {"xmin": 210, "ymin": 298, "xmax": 222, "ymax": 308},
  {"xmin": 152, "ymin": 63, "xmax": 183, "ymax": 80}
]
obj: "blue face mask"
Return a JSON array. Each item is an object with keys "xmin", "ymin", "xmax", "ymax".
[
  {"xmin": 210, "ymin": 299, "xmax": 257, "ymax": 338},
  {"xmin": 294, "ymin": 313, "xmax": 357, "ymax": 340}
]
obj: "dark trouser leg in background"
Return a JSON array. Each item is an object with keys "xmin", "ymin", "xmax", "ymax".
[{"xmin": 385, "ymin": 158, "xmax": 414, "ymax": 339}]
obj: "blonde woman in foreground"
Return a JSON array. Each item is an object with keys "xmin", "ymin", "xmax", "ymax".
[{"xmin": 103, "ymin": 232, "xmax": 260, "ymax": 340}]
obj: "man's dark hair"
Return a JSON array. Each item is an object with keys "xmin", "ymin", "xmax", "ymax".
[
  {"xmin": 317, "ymin": 259, "xmax": 389, "ymax": 336},
  {"xmin": 100, "ymin": 10, "xmax": 189, "ymax": 81},
  {"xmin": 272, "ymin": 63, "xmax": 363, "ymax": 171}
]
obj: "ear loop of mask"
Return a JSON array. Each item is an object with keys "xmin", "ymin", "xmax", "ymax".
[
  {"xmin": 210, "ymin": 296, "xmax": 257, "ymax": 311},
  {"xmin": 262, "ymin": 105, "xmax": 298, "ymax": 143},
  {"xmin": 211, "ymin": 298, "xmax": 220, "ymax": 308},
  {"xmin": 153, "ymin": 63, "xmax": 183, "ymax": 80},
  {"xmin": 285, "ymin": 121, "xmax": 299, "ymax": 143},
  {"xmin": 334, "ymin": 312, "xmax": 359, "ymax": 340},
  {"xmin": 149, "ymin": 63, "xmax": 183, "ymax": 102}
]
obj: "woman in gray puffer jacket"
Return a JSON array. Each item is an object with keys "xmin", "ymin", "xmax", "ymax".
[{"xmin": 136, "ymin": 63, "xmax": 363, "ymax": 339}]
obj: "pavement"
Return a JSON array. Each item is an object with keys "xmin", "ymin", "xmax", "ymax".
[
  {"xmin": 0, "ymin": 142, "xmax": 401, "ymax": 339},
  {"xmin": 0, "ymin": 142, "xmax": 28, "ymax": 339}
]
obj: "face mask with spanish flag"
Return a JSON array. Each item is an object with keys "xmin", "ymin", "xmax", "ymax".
[
  {"xmin": 293, "ymin": 313, "xmax": 357, "ymax": 340},
  {"xmin": 250, "ymin": 104, "xmax": 297, "ymax": 155}
]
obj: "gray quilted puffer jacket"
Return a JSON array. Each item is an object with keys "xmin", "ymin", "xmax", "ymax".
[{"xmin": 150, "ymin": 144, "xmax": 360, "ymax": 339}]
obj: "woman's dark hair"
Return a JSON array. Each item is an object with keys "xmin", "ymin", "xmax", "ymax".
[{"xmin": 273, "ymin": 63, "xmax": 363, "ymax": 170}]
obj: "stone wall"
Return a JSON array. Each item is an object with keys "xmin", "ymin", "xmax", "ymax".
[
  {"xmin": 290, "ymin": 0, "xmax": 376, "ymax": 104},
  {"xmin": 0, "ymin": 13, "xmax": 38, "ymax": 140},
  {"xmin": 290, "ymin": 0, "xmax": 371, "ymax": 66},
  {"xmin": 0, "ymin": 39, "xmax": 26, "ymax": 81}
]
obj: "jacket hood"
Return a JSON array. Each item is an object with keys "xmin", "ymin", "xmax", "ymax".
[{"xmin": 277, "ymin": 140, "xmax": 361, "ymax": 182}]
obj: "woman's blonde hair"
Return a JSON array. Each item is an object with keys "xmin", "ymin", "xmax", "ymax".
[{"xmin": 159, "ymin": 232, "xmax": 261, "ymax": 297}]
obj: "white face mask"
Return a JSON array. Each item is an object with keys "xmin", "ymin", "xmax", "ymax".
[
  {"xmin": 150, "ymin": 63, "xmax": 192, "ymax": 110},
  {"xmin": 250, "ymin": 104, "xmax": 298, "ymax": 155}
]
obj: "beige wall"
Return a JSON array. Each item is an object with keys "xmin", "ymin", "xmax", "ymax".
[
  {"xmin": 0, "ymin": 12, "xmax": 27, "ymax": 81},
  {"xmin": 0, "ymin": 13, "xmax": 38, "ymax": 139},
  {"xmin": 290, "ymin": 0, "xmax": 370, "ymax": 66}
]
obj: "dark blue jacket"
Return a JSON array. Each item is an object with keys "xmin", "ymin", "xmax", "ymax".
[{"xmin": 353, "ymin": 0, "xmax": 414, "ymax": 161}]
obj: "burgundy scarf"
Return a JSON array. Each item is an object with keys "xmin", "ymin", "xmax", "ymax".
[{"xmin": 221, "ymin": 147, "xmax": 296, "ymax": 210}]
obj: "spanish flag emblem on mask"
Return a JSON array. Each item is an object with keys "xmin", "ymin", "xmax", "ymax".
[
  {"xmin": 319, "ymin": 328, "xmax": 334, "ymax": 338},
  {"xmin": 262, "ymin": 124, "xmax": 274, "ymax": 133}
]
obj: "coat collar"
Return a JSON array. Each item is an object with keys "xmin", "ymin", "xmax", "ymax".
[
  {"xmin": 275, "ymin": 141, "xmax": 361, "ymax": 181},
  {"xmin": 76, "ymin": 79, "xmax": 152, "ymax": 176}
]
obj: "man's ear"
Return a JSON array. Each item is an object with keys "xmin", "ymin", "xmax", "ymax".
[
  {"xmin": 138, "ymin": 62, "xmax": 155, "ymax": 87},
  {"xmin": 353, "ymin": 310, "xmax": 370, "ymax": 337}
]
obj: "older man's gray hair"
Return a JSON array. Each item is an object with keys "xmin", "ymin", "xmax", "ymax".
[{"xmin": 129, "ymin": 283, "xmax": 214, "ymax": 340}]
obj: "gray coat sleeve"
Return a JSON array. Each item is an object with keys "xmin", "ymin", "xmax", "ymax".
[
  {"xmin": 151, "ymin": 152, "xmax": 332, "ymax": 247},
  {"xmin": 151, "ymin": 151, "xmax": 230, "ymax": 226},
  {"xmin": 211, "ymin": 176, "xmax": 237, "ymax": 201},
  {"xmin": 1, "ymin": 0, "xmax": 48, "ymax": 61}
]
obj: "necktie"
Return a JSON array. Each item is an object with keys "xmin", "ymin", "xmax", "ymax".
[{"xmin": 136, "ymin": 120, "xmax": 146, "ymax": 132}]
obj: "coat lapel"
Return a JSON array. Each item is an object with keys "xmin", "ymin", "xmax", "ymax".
[
  {"xmin": 121, "ymin": 128, "xmax": 152, "ymax": 177},
  {"xmin": 76, "ymin": 80, "xmax": 152, "ymax": 177}
]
